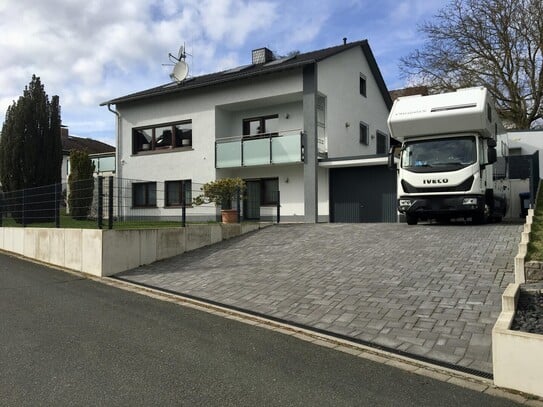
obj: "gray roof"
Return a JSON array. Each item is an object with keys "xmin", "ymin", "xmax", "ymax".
[
  {"xmin": 101, "ymin": 40, "xmax": 392, "ymax": 109},
  {"xmin": 61, "ymin": 133, "xmax": 115, "ymax": 155}
]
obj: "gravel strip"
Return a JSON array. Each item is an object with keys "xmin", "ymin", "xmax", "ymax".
[{"xmin": 511, "ymin": 290, "xmax": 543, "ymax": 334}]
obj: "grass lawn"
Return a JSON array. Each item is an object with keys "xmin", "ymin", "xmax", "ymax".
[
  {"xmin": 1, "ymin": 211, "xmax": 206, "ymax": 230},
  {"xmin": 527, "ymin": 182, "xmax": 543, "ymax": 261}
]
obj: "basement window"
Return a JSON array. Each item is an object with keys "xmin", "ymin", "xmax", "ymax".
[
  {"xmin": 133, "ymin": 182, "xmax": 157, "ymax": 207},
  {"xmin": 165, "ymin": 180, "xmax": 192, "ymax": 207}
]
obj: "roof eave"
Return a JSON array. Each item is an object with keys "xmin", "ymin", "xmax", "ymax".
[{"xmin": 100, "ymin": 60, "xmax": 314, "ymax": 107}]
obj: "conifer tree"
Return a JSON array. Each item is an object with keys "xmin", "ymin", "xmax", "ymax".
[
  {"xmin": 68, "ymin": 150, "xmax": 95, "ymax": 220},
  {"xmin": 0, "ymin": 75, "xmax": 63, "ymax": 223}
]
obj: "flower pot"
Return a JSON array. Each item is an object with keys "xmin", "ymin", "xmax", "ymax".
[{"xmin": 221, "ymin": 209, "xmax": 238, "ymax": 224}]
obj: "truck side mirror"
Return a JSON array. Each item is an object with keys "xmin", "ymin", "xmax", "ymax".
[
  {"xmin": 488, "ymin": 147, "xmax": 497, "ymax": 164},
  {"xmin": 388, "ymin": 146, "xmax": 395, "ymax": 169}
]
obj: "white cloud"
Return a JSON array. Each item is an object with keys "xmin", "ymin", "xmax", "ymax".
[{"xmin": 0, "ymin": 0, "xmax": 442, "ymax": 145}]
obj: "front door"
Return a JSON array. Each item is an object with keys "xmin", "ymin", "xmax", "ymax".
[{"xmin": 244, "ymin": 181, "xmax": 261, "ymax": 220}]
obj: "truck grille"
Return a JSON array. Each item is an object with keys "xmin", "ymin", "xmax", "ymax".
[{"xmin": 401, "ymin": 176, "xmax": 474, "ymax": 193}]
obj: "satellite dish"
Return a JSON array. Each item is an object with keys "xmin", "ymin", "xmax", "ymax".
[{"xmin": 170, "ymin": 60, "xmax": 189, "ymax": 83}]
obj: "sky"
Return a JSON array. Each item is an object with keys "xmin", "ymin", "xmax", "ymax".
[{"xmin": 0, "ymin": 0, "xmax": 445, "ymax": 146}]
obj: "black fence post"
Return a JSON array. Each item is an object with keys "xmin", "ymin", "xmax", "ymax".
[
  {"xmin": 108, "ymin": 176, "xmax": 113, "ymax": 230},
  {"xmin": 97, "ymin": 176, "xmax": 103, "ymax": 229},
  {"xmin": 236, "ymin": 187, "xmax": 241, "ymax": 223},
  {"xmin": 22, "ymin": 188, "xmax": 26, "ymax": 227},
  {"xmin": 276, "ymin": 190, "xmax": 280, "ymax": 224},
  {"xmin": 55, "ymin": 183, "xmax": 60, "ymax": 228},
  {"xmin": 181, "ymin": 182, "xmax": 186, "ymax": 227}
]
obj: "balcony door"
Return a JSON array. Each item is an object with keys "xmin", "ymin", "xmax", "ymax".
[{"xmin": 243, "ymin": 115, "xmax": 278, "ymax": 137}]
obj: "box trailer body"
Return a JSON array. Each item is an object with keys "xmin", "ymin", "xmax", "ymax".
[{"xmin": 387, "ymin": 87, "xmax": 508, "ymax": 224}]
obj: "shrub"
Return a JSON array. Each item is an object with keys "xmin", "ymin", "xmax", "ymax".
[{"xmin": 193, "ymin": 178, "xmax": 245, "ymax": 209}]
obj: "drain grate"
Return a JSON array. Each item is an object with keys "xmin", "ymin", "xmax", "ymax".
[{"xmin": 111, "ymin": 276, "xmax": 493, "ymax": 380}]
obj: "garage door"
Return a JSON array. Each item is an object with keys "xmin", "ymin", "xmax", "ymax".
[{"xmin": 330, "ymin": 166, "xmax": 397, "ymax": 223}]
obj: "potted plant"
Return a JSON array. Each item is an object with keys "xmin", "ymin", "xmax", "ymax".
[{"xmin": 193, "ymin": 178, "xmax": 246, "ymax": 223}]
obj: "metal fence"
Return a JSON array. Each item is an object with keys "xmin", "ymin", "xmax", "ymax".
[{"xmin": 0, "ymin": 177, "xmax": 281, "ymax": 229}]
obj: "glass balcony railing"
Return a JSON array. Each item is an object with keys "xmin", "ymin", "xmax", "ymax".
[
  {"xmin": 216, "ymin": 130, "xmax": 303, "ymax": 168},
  {"xmin": 91, "ymin": 156, "xmax": 116, "ymax": 173}
]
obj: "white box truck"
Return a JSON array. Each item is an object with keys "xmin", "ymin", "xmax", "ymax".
[{"xmin": 387, "ymin": 87, "xmax": 508, "ymax": 225}]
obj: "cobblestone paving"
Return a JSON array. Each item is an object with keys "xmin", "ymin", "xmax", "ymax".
[{"xmin": 117, "ymin": 222, "xmax": 522, "ymax": 374}]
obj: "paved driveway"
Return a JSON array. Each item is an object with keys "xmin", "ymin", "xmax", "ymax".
[{"xmin": 117, "ymin": 222, "xmax": 522, "ymax": 375}]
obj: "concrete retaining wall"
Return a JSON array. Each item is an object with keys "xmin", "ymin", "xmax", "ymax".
[
  {"xmin": 492, "ymin": 283, "xmax": 543, "ymax": 398},
  {"xmin": 492, "ymin": 208, "xmax": 543, "ymax": 398},
  {"xmin": 0, "ymin": 223, "xmax": 265, "ymax": 277}
]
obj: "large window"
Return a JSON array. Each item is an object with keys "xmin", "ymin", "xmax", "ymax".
[
  {"xmin": 165, "ymin": 180, "xmax": 192, "ymax": 207},
  {"xmin": 133, "ymin": 182, "xmax": 157, "ymax": 207},
  {"xmin": 133, "ymin": 120, "xmax": 192, "ymax": 154},
  {"xmin": 242, "ymin": 115, "xmax": 278, "ymax": 137}
]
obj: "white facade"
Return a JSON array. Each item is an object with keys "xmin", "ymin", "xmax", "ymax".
[
  {"xmin": 108, "ymin": 41, "xmax": 392, "ymax": 222},
  {"xmin": 318, "ymin": 46, "xmax": 390, "ymax": 158}
]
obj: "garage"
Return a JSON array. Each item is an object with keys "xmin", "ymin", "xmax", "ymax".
[{"xmin": 329, "ymin": 164, "xmax": 397, "ymax": 222}]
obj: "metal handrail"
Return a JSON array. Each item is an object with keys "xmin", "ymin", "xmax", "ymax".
[{"xmin": 216, "ymin": 129, "xmax": 302, "ymax": 143}]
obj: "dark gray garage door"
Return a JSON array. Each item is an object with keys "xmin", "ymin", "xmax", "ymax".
[{"xmin": 330, "ymin": 165, "xmax": 397, "ymax": 222}]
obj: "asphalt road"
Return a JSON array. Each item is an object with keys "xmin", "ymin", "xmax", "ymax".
[{"xmin": 0, "ymin": 253, "xmax": 521, "ymax": 406}]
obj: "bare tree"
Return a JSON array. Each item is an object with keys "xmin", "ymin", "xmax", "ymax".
[{"xmin": 400, "ymin": 0, "xmax": 543, "ymax": 129}]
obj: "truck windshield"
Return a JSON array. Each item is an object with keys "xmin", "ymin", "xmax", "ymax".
[{"xmin": 401, "ymin": 136, "xmax": 477, "ymax": 172}]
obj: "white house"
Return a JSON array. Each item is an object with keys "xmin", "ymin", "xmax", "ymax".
[{"xmin": 101, "ymin": 39, "xmax": 395, "ymax": 223}]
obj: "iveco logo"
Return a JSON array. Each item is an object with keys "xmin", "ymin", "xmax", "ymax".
[{"xmin": 423, "ymin": 179, "xmax": 449, "ymax": 184}]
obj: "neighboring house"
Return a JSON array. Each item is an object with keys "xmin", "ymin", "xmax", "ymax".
[
  {"xmin": 61, "ymin": 127, "xmax": 116, "ymax": 184},
  {"xmin": 507, "ymin": 130, "xmax": 543, "ymax": 175},
  {"xmin": 101, "ymin": 39, "xmax": 395, "ymax": 223},
  {"xmin": 389, "ymin": 86, "xmax": 429, "ymax": 101}
]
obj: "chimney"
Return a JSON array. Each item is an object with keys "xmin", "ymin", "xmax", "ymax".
[
  {"xmin": 61, "ymin": 126, "xmax": 69, "ymax": 138},
  {"xmin": 252, "ymin": 47, "xmax": 274, "ymax": 64},
  {"xmin": 343, "ymin": 37, "xmax": 347, "ymax": 45}
]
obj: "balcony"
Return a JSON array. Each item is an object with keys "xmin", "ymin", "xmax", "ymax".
[
  {"xmin": 216, "ymin": 130, "xmax": 303, "ymax": 169},
  {"xmin": 91, "ymin": 155, "xmax": 116, "ymax": 173}
]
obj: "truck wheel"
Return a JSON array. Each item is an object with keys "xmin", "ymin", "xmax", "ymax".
[
  {"xmin": 406, "ymin": 214, "xmax": 418, "ymax": 225},
  {"xmin": 472, "ymin": 214, "xmax": 485, "ymax": 224},
  {"xmin": 472, "ymin": 208, "xmax": 488, "ymax": 224}
]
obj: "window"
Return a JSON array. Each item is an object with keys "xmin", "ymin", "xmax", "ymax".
[
  {"xmin": 401, "ymin": 136, "xmax": 477, "ymax": 171},
  {"xmin": 132, "ymin": 120, "xmax": 192, "ymax": 154},
  {"xmin": 242, "ymin": 115, "xmax": 279, "ymax": 137},
  {"xmin": 133, "ymin": 182, "xmax": 156, "ymax": 207},
  {"xmin": 359, "ymin": 122, "xmax": 369, "ymax": 145},
  {"xmin": 317, "ymin": 96, "xmax": 326, "ymax": 153},
  {"xmin": 376, "ymin": 131, "xmax": 388, "ymax": 154},
  {"xmin": 359, "ymin": 74, "xmax": 367, "ymax": 97},
  {"xmin": 261, "ymin": 178, "xmax": 279, "ymax": 205},
  {"xmin": 165, "ymin": 180, "xmax": 192, "ymax": 207}
]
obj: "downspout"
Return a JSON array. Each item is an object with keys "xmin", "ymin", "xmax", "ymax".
[{"xmin": 107, "ymin": 103, "xmax": 123, "ymax": 220}]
